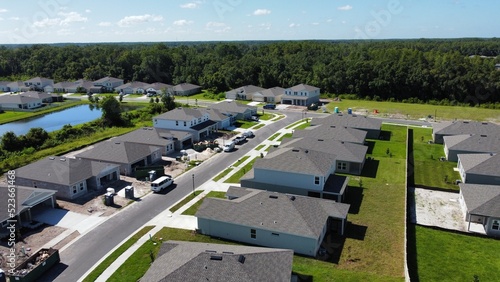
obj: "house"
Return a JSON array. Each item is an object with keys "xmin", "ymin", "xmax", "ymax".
[
  {"xmin": 145, "ymin": 82, "xmax": 173, "ymax": 96},
  {"xmin": 7, "ymin": 81, "xmax": 29, "ymax": 92},
  {"xmin": 14, "ymin": 156, "xmax": 120, "ymax": 200},
  {"xmin": 495, "ymin": 63, "xmax": 500, "ymax": 71},
  {"xmin": 75, "ymin": 141, "xmax": 162, "ymax": 176},
  {"xmin": 443, "ymin": 134, "xmax": 500, "ymax": 162},
  {"xmin": 22, "ymin": 91, "xmax": 53, "ymax": 103},
  {"xmin": 68, "ymin": 79, "xmax": 94, "ymax": 93},
  {"xmin": 92, "ymin": 76, "xmax": 124, "ymax": 92},
  {"xmin": 278, "ymin": 137, "xmax": 368, "ymax": 175},
  {"xmin": 458, "ymin": 183, "xmax": 500, "ymax": 237},
  {"xmin": 432, "ymin": 120, "xmax": 500, "ymax": 144},
  {"xmin": 24, "ymin": 77, "xmax": 54, "ymax": 92},
  {"xmin": 292, "ymin": 124, "xmax": 367, "ymax": 145},
  {"xmin": 141, "ymin": 240, "xmax": 293, "ymax": 282},
  {"xmin": 53, "ymin": 81, "xmax": 78, "ymax": 93},
  {"xmin": 0, "ymin": 94, "xmax": 43, "ymax": 109},
  {"xmin": 210, "ymin": 100, "xmax": 257, "ymax": 121},
  {"xmin": 281, "ymin": 84, "xmax": 320, "ymax": 107},
  {"xmin": 0, "ymin": 81, "xmax": 10, "ymax": 92},
  {"xmin": 252, "ymin": 87, "xmax": 285, "ymax": 103},
  {"xmin": 115, "ymin": 81, "xmax": 149, "ymax": 95},
  {"xmin": 153, "ymin": 108, "xmax": 218, "ymax": 142},
  {"xmin": 225, "ymin": 85, "xmax": 265, "ymax": 100},
  {"xmin": 310, "ymin": 113, "xmax": 382, "ymax": 139},
  {"xmin": 203, "ymin": 108, "xmax": 233, "ymax": 130},
  {"xmin": 114, "ymin": 127, "xmax": 176, "ymax": 155},
  {"xmin": 457, "ymin": 153, "xmax": 500, "ymax": 185},
  {"xmin": 240, "ymin": 147, "xmax": 350, "ymax": 201},
  {"xmin": 196, "ymin": 187, "xmax": 350, "ymax": 257},
  {"xmin": 0, "ymin": 186, "xmax": 56, "ymax": 238},
  {"xmin": 172, "ymin": 83, "xmax": 201, "ymax": 96}
]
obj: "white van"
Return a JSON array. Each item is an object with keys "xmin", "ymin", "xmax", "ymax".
[
  {"xmin": 223, "ymin": 141, "xmax": 235, "ymax": 152},
  {"xmin": 151, "ymin": 176, "xmax": 173, "ymax": 192}
]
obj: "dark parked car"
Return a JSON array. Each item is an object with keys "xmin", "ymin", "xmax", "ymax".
[{"xmin": 263, "ymin": 104, "xmax": 276, "ymax": 109}]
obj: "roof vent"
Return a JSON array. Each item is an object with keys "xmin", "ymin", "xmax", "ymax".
[
  {"xmin": 352, "ymin": 115, "xmax": 357, "ymax": 117},
  {"xmin": 222, "ymin": 251, "xmax": 234, "ymax": 254},
  {"xmin": 269, "ymin": 195, "xmax": 278, "ymax": 199},
  {"xmin": 292, "ymin": 149, "xmax": 300, "ymax": 152},
  {"xmin": 463, "ymin": 121, "xmax": 469, "ymax": 124},
  {"xmin": 318, "ymin": 139, "xmax": 324, "ymax": 142},
  {"xmin": 290, "ymin": 196, "xmax": 296, "ymax": 201},
  {"xmin": 205, "ymin": 250, "xmax": 216, "ymax": 253},
  {"xmin": 210, "ymin": 255, "xmax": 223, "ymax": 261},
  {"xmin": 274, "ymin": 220, "xmax": 277, "ymax": 224},
  {"xmin": 330, "ymin": 125, "xmax": 336, "ymax": 128},
  {"xmin": 482, "ymin": 122, "xmax": 488, "ymax": 125},
  {"xmin": 238, "ymin": 255, "xmax": 246, "ymax": 264},
  {"xmin": 304, "ymin": 150, "xmax": 309, "ymax": 153},
  {"xmin": 480, "ymin": 135, "xmax": 487, "ymax": 137}
]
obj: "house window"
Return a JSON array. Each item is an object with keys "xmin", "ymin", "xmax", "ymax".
[
  {"xmin": 337, "ymin": 162, "xmax": 347, "ymax": 170},
  {"xmin": 250, "ymin": 229, "xmax": 256, "ymax": 239},
  {"xmin": 176, "ymin": 121, "xmax": 179, "ymax": 126},
  {"xmin": 183, "ymin": 121, "xmax": 186, "ymax": 126},
  {"xmin": 154, "ymin": 119, "xmax": 157, "ymax": 124},
  {"xmin": 271, "ymin": 233, "xmax": 279, "ymax": 237},
  {"xmin": 32, "ymin": 181, "xmax": 37, "ymax": 188},
  {"xmin": 198, "ymin": 118, "xmax": 201, "ymax": 123},
  {"xmin": 80, "ymin": 183, "xmax": 84, "ymax": 191},
  {"xmin": 314, "ymin": 176, "xmax": 320, "ymax": 185},
  {"xmin": 493, "ymin": 220, "xmax": 500, "ymax": 230},
  {"xmin": 73, "ymin": 186, "xmax": 77, "ymax": 194}
]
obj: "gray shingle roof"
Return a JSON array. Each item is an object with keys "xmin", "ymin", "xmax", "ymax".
[
  {"xmin": 210, "ymin": 100, "xmax": 257, "ymax": 114},
  {"xmin": 459, "ymin": 183, "xmax": 500, "ymax": 217},
  {"xmin": 0, "ymin": 94, "xmax": 41, "ymax": 104},
  {"xmin": 433, "ymin": 120, "xmax": 500, "ymax": 136},
  {"xmin": 293, "ymin": 124, "xmax": 367, "ymax": 144},
  {"xmin": 173, "ymin": 83, "xmax": 201, "ymax": 91},
  {"xmin": 311, "ymin": 113, "xmax": 382, "ymax": 131},
  {"xmin": 201, "ymin": 108, "xmax": 229, "ymax": 122},
  {"xmin": 154, "ymin": 107, "xmax": 206, "ymax": 121},
  {"xmin": 146, "ymin": 82, "xmax": 173, "ymax": 90},
  {"xmin": 14, "ymin": 157, "xmax": 119, "ymax": 186},
  {"xmin": 445, "ymin": 134, "xmax": 500, "ymax": 153},
  {"xmin": 226, "ymin": 85, "xmax": 266, "ymax": 96},
  {"xmin": 114, "ymin": 127, "xmax": 174, "ymax": 147},
  {"xmin": 254, "ymin": 147, "xmax": 336, "ymax": 175},
  {"xmin": 141, "ymin": 240, "xmax": 293, "ymax": 282},
  {"xmin": 196, "ymin": 187, "xmax": 350, "ymax": 238},
  {"xmin": 458, "ymin": 153, "xmax": 500, "ymax": 177},
  {"xmin": 288, "ymin": 84, "xmax": 320, "ymax": 92},
  {"xmin": 0, "ymin": 186, "xmax": 55, "ymax": 222},
  {"xmin": 75, "ymin": 141, "xmax": 161, "ymax": 164},
  {"xmin": 115, "ymin": 81, "xmax": 148, "ymax": 90},
  {"xmin": 22, "ymin": 91, "xmax": 52, "ymax": 100},
  {"xmin": 93, "ymin": 76, "xmax": 123, "ymax": 84},
  {"xmin": 259, "ymin": 87, "xmax": 285, "ymax": 97},
  {"xmin": 279, "ymin": 137, "xmax": 367, "ymax": 163}
]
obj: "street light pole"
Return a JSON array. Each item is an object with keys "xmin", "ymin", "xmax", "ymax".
[{"xmin": 192, "ymin": 174, "xmax": 195, "ymax": 196}]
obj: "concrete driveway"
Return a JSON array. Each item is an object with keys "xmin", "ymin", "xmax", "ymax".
[{"xmin": 33, "ymin": 208, "xmax": 107, "ymax": 234}]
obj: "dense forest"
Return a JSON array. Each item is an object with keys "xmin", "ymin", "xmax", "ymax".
[{"xmin": 1, "ymin": 39, "xmax": 500, "ymax": 105}]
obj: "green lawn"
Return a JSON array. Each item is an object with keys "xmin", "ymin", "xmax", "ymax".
[
  {"xmin": 327, "ymin": 99, "xmax": 500, "ymax": 122},
  {"xmin": 181, "ymin": 191, "xmax": 227, "ymax": 215},
  {"xmin": 212, "ymin": 167, "xmax": 233, "ymax": 182},
  {"xmin": 168, "ymin": 190, "xmax": 204, "ymax": 213},
  {"xmin": 255, "ymin": 144, "xmax": 265, "ymax": 151},
  {"xmin": 81, "ymin": 226, "xmax": 155, "ymax": 282},
  {"xmin": 234, "ymin": 120, "xmax": 258, "ymax": 129},
  {"xmin": 412, "ymin": 127, "xmax": 460, "ymax": 190},
  {"xmin": 258, "ymin": 113, "xmax": 274, "ymax": 120},
  {"xmin": 268, "ymin": 132, "xmax": 281, "ymax": 141},
  {"xmin": 412, "ymin": 225, "xmax": 500, "ymax": 282},
  {"xmin": 251, "ymin": 123, "xmax": 265, "ymax": 130},
  {"xmin": 224, "ymin": 157, "xmax": 258, "ymax": 183}
]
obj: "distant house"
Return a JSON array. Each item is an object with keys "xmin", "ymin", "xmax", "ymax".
[
  {"xmin": 76, "ymin": 141, "xmax": 162, "ymax": 176},
  {"xmin": 279, "ymin": 137, "xmax": 368, "ymax": 175},
  {"xmin": 141, "ymin": 240, "xmax": 293, "ymax": 282},
  {"xmin": 495, "ymin": 63, "xmax": 500, "ymax": 71},
  {"xmin": 457, "ymin": 153, "xmax": 500, "ymax": 185},
  {"xmin": 14, "ymin": 156, "xmax": 120, "ymax": 200},
  {"xmin": 24, "ymin": 77, "xmax": 54, "ymax": 92},
  {"xmin": 7, "ymin": 81, "xmax": 29, "ymax": 92},
  {"xmin": 293, "ymin": 124, "xmax": 368, "ymax": 145},
  {"xmin": 145, "ymin": 82, "xmax": 173, "ymax": 96},
  {"xmin": 252, "ymin": 87, "xmax": 285, "ymax": 103},
  {"xmin": 0, "ymin": 94, "xmax": 43, "ymax": 109},
  {"xmin": 210, "ymin": 100, "xmax": 257, "ymax": 121},
  {"xmin": 432, "ymin": 120, "xmax": 500, "ymax": 144},
  {"xmin": 114, "ymin": 127, "xmax": 176, "ymax": 156},
  {"xmin": 172, "ymin": 83, "xmax": 201, "ymax": 96},
  {"xmin": 241, "ymin": 147, "xmax": 350, "ymax": 201},
  {"xmin": 0, "ymin": 81, "xmax": 10, "ymax": 92},
  {"xmin": 310, "ymin": 113, "xmax": 382, "ymax": 139},
  {"xmin": 0, "ymin": 186, "xmax": 56, "ymax": 237},
  {"xmin": 281, "ymin": 84, "xmax": 320, "ymax": 107},
  {"xmin": 196, "ymin": 187, "xmax": 350, "ymax": 257},
  {"xmin": 115, "ymin": 81, "xmax": 149, "ymax": 95},
  {"xmin": 68, "ymin": 79, "xmax": 94, "ymax": 93},
  {"xmin": 92, "ymin": 76, "xmax": 124, "ymax": 93},
  {"xmin": 153, "ymin": 108, "xmax": 218, "ymax": 142},
  {"xmin": 225, "ymin": 85, "xmax": 265, "ymax": 100},
  {"xmin": 22, "ymin": 91, "xmax": 53, "ymax": 103},
  {"xmin": 443, "ymin": 134, "xmax": 500, "ymax": 162},
  {"xmin": 203, "ymin": 108, "xmax": 233, "ymax": 130},
  {"xmin": 459, "ymin": 183, "xmax": 500, "ymax": 237},
  {"xmin": 53, "ymin": 81, "xmax": 77, "ymax": 93}
]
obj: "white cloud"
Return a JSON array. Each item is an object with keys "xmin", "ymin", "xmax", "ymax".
[
  {"xmin": 58, "ymin": 12, "xmax": 88, "ymax": 26},
  {"xmin": 9, "ymin": 16, "xmax": 20, "ymax": 20},
  {"xmin": 326, "ymin": 19, "xmax": 333, "ymax": 23},
  {"xmin": 0, "ymin": 17, "xmax": 3, "ymax": 21},
  {"xmin": 99, "ymin": 22, "xmax": 112, "ymax": 27},
  {"xmin": 206, "ymin": 21, "xmax": 230, "ymax": 33},
  {"xmin": 173, "ymin": 19, "xmax": 193, "ymax": 26},
  {"xmin": 312, "ymin": 22, "xmax": 319, "ymax": 26},
  {"xmin": 57, "ymin": 28, "xmax": 73, "ymax": 35},
  {"xmin": 85, "ymin": 9, "xmax": 91, "ymax": 13},
  {"xmin": 180, "ymin": 2, "xmax": 198, "ymax": 9},
  {"xmin": 33, "ymin": 18, "xmax": 60, "ymax": 28},
  {"xmin": 0, "ymin": 9, "xmax": 7, "ymax": 13},
  {"xmin": 118, "ymin": 14, "xmax": 163, "ymax": 27},
  {"xmin": 289, "ymin": 23, "xmax": 300, "ymax": 28},
  {"xmin": 337, "ymin": 5, "xmax": 353, "ymax": 11},
  {"xmin": 253, "ymin": 9, "xmax": 271, "ymax": 16}
]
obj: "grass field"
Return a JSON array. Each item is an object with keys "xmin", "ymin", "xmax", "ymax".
[
  {"xmin": 0, "ymin": 100, "xmax": 86, "ymax": 124},
  {"xmin": 412, "ymin": 127, "xmax": 460, "ymax": 190},
  {"xmin": 411, "ymin": 225, "xmax": 500, "ymax": 282},
  {"xmin": 223, "ymin": 157, "xmax": 257, "ymax": 183},
  {"xmin": 168, "ymin": 190, "xmax": 204, "ymax": 213},
  {"xmin": 327, "ymin": 99, "xmax": 500, "ymax": 122},
  {"xmin": 181, "ymin": 191, "xmax": 227, "ymax": 215}
]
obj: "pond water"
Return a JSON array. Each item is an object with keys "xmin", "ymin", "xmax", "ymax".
[{"xmin": 0, "ymin": 105, "xmax": 103, "ymax": 136}]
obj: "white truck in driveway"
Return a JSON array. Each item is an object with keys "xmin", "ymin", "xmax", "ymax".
[{"xmin": 151, "ymin": 175, "xmax": 174, "ymax": 192}]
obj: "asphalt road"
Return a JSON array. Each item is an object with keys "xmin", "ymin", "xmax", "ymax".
[{"xmin": 42, "ymin": 109, "xmax": 304, "ymax": 282}]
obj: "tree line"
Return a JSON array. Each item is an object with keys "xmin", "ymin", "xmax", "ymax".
[{"xmin": 1, "ymin": 39, "xmax": 500, "ymax": 105}]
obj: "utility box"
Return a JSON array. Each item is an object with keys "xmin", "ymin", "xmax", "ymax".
[
  {"xmin": 125, "ymin": 186, "xmax": 134, "ymax": 199},
  {"xmin": 104, "ymin": 192, "xmax": 114, "ymax": 206}
]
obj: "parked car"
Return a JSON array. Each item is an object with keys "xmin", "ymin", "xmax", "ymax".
[
  {"xmin": 233, "ymin": 135, "xmax": 246, "ymax": 144},
  {"xmin": 242, "ymin": 130, "xmax": 254, "ymax": 138},
  {"xmin": 263, "ymin": 104, "xmax": 276, "ymax": 109},
  {"xmin": 223, "ymin": 141, "xmax": 235, "ymax": 152}
]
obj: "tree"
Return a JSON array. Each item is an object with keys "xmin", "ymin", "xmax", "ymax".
[
  {"xmin": 1, "ymin": 131, "xmax": 20, "ymax": 151},
  {"xmin": 161, "ymin": 94, "xmax": 176, "ymax": 111},
  {"xmin": 100, "ymin": 95, "xmax": 123, "ymax": 126},
  {"xmin": 155, "ymin": 97, "xmax": 159, "ymax": 103},
  {"xmin": 119, "ymin": 95, "xmax": 123, "ymax": 102},
  {"xmin": 24, "ymin": 127, "xmax": 49, "ymax": 149}
]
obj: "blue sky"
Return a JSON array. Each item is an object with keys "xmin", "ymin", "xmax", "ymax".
[{"xmin": 0, "ymin": 0, "xmax": 497, "ymax": 44}]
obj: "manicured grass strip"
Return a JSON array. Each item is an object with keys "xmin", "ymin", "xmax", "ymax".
[
  {"xmin": 224, "ymin": 157, "xmax": 257, "ymax": 183},
  {"xmin": 277, "ymin": 133, "xmax": 293, "ymax": 141},
  {"xmin": 285, "ymin": 120, "xmax": 304, "ymax": 129},
  {"xmin": 168, "ymin": 190, "xmax": 204, "ymax": 213},
  {"xmin": 234, "ymin": 120, "xmax": 257, "ymax": 129},
  {"xmin": 81, "ymin": 225, "xmax": 155, "ymax": 282},
  {"xmin": 268, "ymin": 132, "xmax": 281, "ymax": 141},
  {"xmin": 255, "ymin": 144, "xmax": 265, "ymax": 151},
  {"xmin": 293, "ymin": 122, "xmax": 311, "ymax": 130},
  {"xmin": 251, "ymin": 123, "xmax": 265, "ymax": 130},
  {"xmin": 413, "ymin": 225, "xmax": 500, "ymax": 282},
  {"xmin": 272, "ymin": 114, "xmax": 285, "ymax": 121},
  {"xmin": 258, "ymin": 113, "xmax": 274, "ymax": 120},
  {"xmin": 108, "ymin": 227, "xmax": 404, "ymax": 282},
  {"xmin": 213, "ymin": 167, "xmax": 233, "ymax": 182},
  {"xmin": 182, "ymin": 191, "xmax": 227, "ymax": 215}
]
